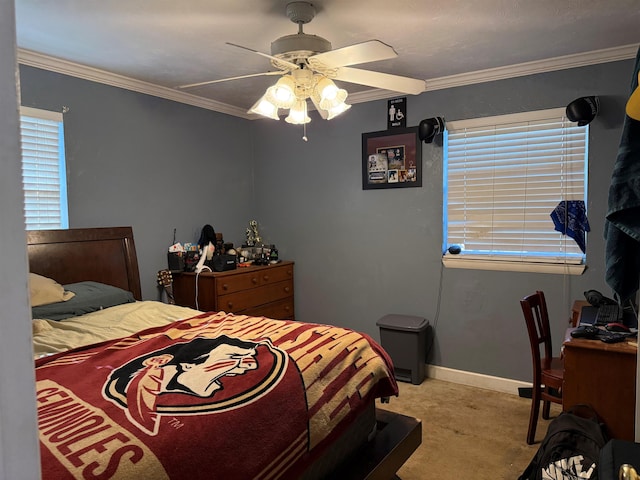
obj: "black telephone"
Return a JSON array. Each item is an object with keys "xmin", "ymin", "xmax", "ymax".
[{"xmin": 583, "ymin": 289, "xmax": 617, "ymax": 307}]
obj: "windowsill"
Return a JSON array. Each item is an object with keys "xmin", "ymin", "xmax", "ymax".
[{"xmin": 442, "ymin": 256, "xmax": 587, "ymax": 275}]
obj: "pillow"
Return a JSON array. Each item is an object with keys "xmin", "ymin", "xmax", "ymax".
[
  {"xmin": 32, "ymin": 319, "xmax": 53, "ymax": 335},
  {"xmin": 29, "ymin": 273, "xmax": 75, "ymax": 307},
  {"xmin": 31, "ymin": 281, "xmax": 135, "ymax": 321}
]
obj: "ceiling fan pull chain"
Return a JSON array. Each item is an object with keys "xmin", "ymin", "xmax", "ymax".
[{"xmin": 302, "ymin": 103, "xmax": 308, "ymax": 142}]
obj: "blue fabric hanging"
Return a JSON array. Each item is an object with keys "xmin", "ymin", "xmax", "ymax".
[{"xmin": 550, "ymin": 200, "xmax": 590, "ymax": 253}]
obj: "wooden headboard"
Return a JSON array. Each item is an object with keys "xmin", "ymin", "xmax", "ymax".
[{"xmin": 26, "ymin": 226, "xmax": 142, "ymax": 300}]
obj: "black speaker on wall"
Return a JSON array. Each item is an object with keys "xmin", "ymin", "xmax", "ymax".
[
  {"xmin": 418, "ymin": 116, "xmax": 445, "ymax": 143},
  {"xmin": 566, "ymin": 96, "xmax": 599, "ymax": 126}
]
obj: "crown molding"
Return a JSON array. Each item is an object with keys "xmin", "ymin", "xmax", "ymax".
[
  {"xmin": 423, "ymin": 43, "xmax": 639, "ymax": 92},
  {"xmin": 18, "ymin": 44, "xmax": 639, "ymax": 119},
  {"xmin": 17, "ymin": 49, "xmax": 251, "ymax": 119},
  {"xmin": 347, "ymin": 44, "xmax": 639, "ymax": 105}
]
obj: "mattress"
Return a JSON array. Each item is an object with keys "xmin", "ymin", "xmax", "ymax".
[{"xmin": 34, "ymin": 308, "xmax": 398, "ymax": 479}]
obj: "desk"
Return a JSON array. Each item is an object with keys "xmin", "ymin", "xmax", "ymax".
[{"xmin": 563, "ymin": 301, "xmax": 637, "ymax": 440}]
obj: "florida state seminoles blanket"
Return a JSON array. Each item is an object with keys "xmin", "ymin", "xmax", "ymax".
[{"xmin": 35, "ymin": 311, "xmax": 398, "ymax": 480}]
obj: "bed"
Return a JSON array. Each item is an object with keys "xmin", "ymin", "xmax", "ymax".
[{"xmin": 28, "ymin": 226, "xmax": 421, "ymax": 480}]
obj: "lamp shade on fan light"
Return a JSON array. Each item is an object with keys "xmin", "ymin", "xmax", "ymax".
[
  {"xmin": 248, "ymin": 96, "xmax": 280, "ymax": 120},
  {"xmin": 326, "ymin": 101, "xmax": 351, "ymax": 120},
  {"xmin": 316, "ymin": 76, "xmax": 348, "ymax": 110},
  {"xmin": 285, "ymin": 100, "xmax": 311, "ymax": 124},
  {"xmin": 265, "ymin": 76, "xmax": 296, "ymax": 109}
]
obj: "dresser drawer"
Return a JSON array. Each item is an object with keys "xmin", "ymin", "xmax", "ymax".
[
  {"xmin": 217, "ymin": 279, "xmax": 293, "ymax": 313},
  {"xmin": 258, "ymin": 263, "xmax": 294, "ymax": 285},
  {"xmin": 216, "ymin": 271, "xmax": 261, "ymax": 296},
  {"xmin": 215, "ymin": 263, "xmax": 294, "ymax": 296},
  {"xmin": 245, "ymin": 298, "xmax": 295, "ymax": 320}
]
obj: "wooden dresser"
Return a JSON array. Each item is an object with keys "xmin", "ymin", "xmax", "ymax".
[{"xmin": 172, "ymin": 261, "xmax": 295, "ymax": 320}]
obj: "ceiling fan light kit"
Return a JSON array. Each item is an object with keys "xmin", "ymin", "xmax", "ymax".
[
  {"xmin": 248, "ymin": 97, "xmax": 280, "ymax": 120},
  {"xmin": 180, "ymin": 1, "xmax": 425, "ymax": 126},
  {"xmin": 316, "ymin": 76, "xmax": 348, "ymax": 110},
  {"xmin": 254, "ymin": 57, "xmax": 352, "ymax": 124},
  {"xmin": 285, "ymin": 99, "xmax": 311, "ymax": 124},
  {"xmin": 265, "ymin": 76, "xmax": 297, "ymax": 109},
  {"xmin": 325, "ymin": 102, "xmax": 352, "ymax": 121}
]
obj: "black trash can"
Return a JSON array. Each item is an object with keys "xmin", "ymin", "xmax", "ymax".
[{"xmin": 376, "ymin": 314, "xmax": 429, "ymax": 385}]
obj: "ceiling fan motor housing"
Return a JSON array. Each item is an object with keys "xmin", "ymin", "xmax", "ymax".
[
  {"xmin": 271, "ymin": 33, "xmax": 331, "ymax": 60},
  {"xmin": 272, "ymin": 1, "xmax": 331, "ymax": 66}
]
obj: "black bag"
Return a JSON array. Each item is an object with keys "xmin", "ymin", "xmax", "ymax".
[
  {"xmin": 598, "ymin": 439, "xmax": 640, "ymax": 480},
  {"xmin": 519, "ymin": 405, "xmax": 609, "ymax": 480},
  {"xmin": 208, "ymin": 254, "xmax": 236, "ymax": 272},
  {"xmin": 167, "ymin": 252, "xmax": 185, "ymax": 271}
]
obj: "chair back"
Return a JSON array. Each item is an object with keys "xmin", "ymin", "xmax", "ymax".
[{"xmin": 520, "ymin": 291, "xmax": 554, "ymax": 371}]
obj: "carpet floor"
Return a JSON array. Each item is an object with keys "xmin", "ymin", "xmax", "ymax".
[{"xmin": 378, "ymin": 378, "xmax": 562, "ymax": 480}]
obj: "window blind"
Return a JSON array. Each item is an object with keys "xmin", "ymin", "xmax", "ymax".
[
  {"xmin": 19, "ymin": 107, "xmax": 68, "ymax": 230},
  {"xmin": 444, "ymin": 108, "xmax": 588, "ymax": 267}
]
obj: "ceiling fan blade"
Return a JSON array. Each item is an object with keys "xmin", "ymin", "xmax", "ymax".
[
  {"xmin": 177, "ymin": 71, "xmax": 282, "ymax": 90},
  {"xmin": 226, "ymin": 42, "xmax": 300, "ymax": 71},
  {"xmin": 334, "ymin": 66, "xmax": 425, "ymax": 95},
  {"xmin": 309, "ymin": 40, "xmax": 397, "ymax": 69}
]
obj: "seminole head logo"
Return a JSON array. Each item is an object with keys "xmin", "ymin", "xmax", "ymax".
[{"xmin": 103, "ymin": 335, "xmax": 287, "ymax": 435}]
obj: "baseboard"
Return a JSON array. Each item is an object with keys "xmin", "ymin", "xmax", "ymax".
[{"xmin": 425, "ymin": 364, "xmax": 530, "ymax": 396}]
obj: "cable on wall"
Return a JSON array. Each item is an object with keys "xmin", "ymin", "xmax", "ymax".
[
  {"xmin": 425, "ymin": 259, "xmax": 445, "ymax": 361},
  {"xmin": 195, "ymin": 271, "xmax": 202, "ymax": 310}
]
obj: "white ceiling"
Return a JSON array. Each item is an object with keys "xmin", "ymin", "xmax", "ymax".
[{"xmin": 14, "ymin": 0, "xmax": 640, "ymax": 119}]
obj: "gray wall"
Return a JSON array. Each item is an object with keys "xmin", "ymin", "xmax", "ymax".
[
  {"xmin": 251, "ymin": 60, "xmax": 634, "ymax": 382},
  {"xmin": 18, "ymin": 59, "xmax": 635, "ymax": 383},
  {"xmin": 0, "ymin": 0, "xmax": 41, "ymax": 476},
  {"xmin": 20, "ymin": 65, "xmax": 256, "ymax": 300}
]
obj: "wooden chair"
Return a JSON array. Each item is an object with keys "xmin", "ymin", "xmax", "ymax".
[{"xmin": 520, "ymin": 290, "xmax": 564, "ymax": 444}]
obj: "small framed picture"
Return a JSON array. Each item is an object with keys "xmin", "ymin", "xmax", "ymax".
[{"xmin": 362, "ymin": 127, "xmax": 421, "ymax": 190}]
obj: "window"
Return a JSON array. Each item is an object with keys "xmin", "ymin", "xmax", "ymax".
[
  {"xmin": 20, "ymin": 107, "xmax": 68, "ymax": 230},
  {"xmin": 443, "ymin": 108, "xmax": 588, "ymax": 274}
]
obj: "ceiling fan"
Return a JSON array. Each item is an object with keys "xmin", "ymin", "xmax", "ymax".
[{"xmin": 176, "ymin": 1, "xmax": 425, "ymax": 124}]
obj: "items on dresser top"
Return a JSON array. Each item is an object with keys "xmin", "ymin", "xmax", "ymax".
[
  {"xmin": 166, "ymin": 228, "xmax": 280, "ymax": 272},
  {"xmin": 172, "ymin": 261, "xmax": 295, "ymax": 320},
  {"xmin": 167, "ymin": 226, "xmax": 237, "ymax": 272}
]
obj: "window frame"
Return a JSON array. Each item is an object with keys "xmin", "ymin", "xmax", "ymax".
[
  {"xmin": 19, "ymin": 106, "xmax": 69, "ymax": 231},
  {"xmin": 442, "ymin": 107, "xmax": 588, "ymax": 275}
]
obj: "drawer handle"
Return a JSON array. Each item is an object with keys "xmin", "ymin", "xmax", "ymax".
[
  {"xmin": 222, "ymin": 283, "xmax": 229, "ymax": 291},
  {"xmin": 227, "ymin": 302, "xmax": 233, "ymax": 309},
  {"xmin": 284, "ymin": 286, "xmax": 291, "ymax": 293},
  {"xmin": 263, "ymin": 275, "xmax": 270, "ymax": 281},
  {"xmin": 252, "ymin": 277, "xmax": 258, "ymax": 284}
]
